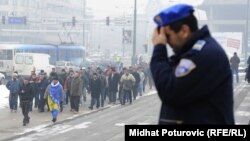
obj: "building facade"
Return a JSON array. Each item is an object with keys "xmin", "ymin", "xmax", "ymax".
[{"xmin": 0, "ymin": 0, "xmax": 89, "ymax": 45}]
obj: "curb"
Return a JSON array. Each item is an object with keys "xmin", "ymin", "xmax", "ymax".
[
  {"xmin": 3, "ymin": 90, "xmax": 157, "ymax": 141},
  {"xmin": 2, "ymin": 105, "xmax": 113, "ymax": 141}
]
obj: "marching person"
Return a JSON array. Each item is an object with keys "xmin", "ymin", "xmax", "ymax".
[
  {"xmin": 230, "ymin": 52, "xmax": 240, "ymax": 83},
  {"xmin": 19, "ymin": 77, "xmax": 33, "ymax": 126},
  {"xmin": 6, "ymin": 73, "xmax": 22, "ymax": 113},
  {"xmin": 70, "ymin": 71, "xmax": 83, "ymax": 114},
  {"xmin": 44, "ymin": 74, "xmax": 64, "ymax": 123}
]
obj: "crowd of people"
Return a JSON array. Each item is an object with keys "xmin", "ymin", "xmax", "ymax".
[{"xmin": 5, "ymin": 62, "xmax": 154, "ymax": 126}]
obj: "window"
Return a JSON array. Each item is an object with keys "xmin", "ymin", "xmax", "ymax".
[
  {"xmin": 7, "ymin": 50, "xmax": 13, "ymax": 60},
  {"xmin": 0, "ymin": 49, "xmax": 13, "ymax": 60},
  {"xmin": 56, "ymin": 61, "xmax": 66, "ymax": 66},
  {"xmin": 15, "ymin": 55, "xmax": 24, "ymax": 64},
  {"xmin": 0, "ymin": 11, "xmax": 8, "ymax": 16},
  {"xmin": 0, "ymin": 0, "xmax": 8, "ymax": 5},
  {"xmin": 13, "ymin": 0, "xmax": 17, "ymax": 5},
  {"xmin": 25, "ymin": 56, "xmax": 33, "ymax": 65}
]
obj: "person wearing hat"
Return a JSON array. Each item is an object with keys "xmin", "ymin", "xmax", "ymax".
[
  {"xmin": 19, "ymin": 77, "xmax": 33, "ymax": 126},
  {"xmin": 44, "ymin": 74, "xmax": 64, "ymax": 123},
  {"xmin": 150, "ymin": 4, "xmax": 234, "ymax": 124}
]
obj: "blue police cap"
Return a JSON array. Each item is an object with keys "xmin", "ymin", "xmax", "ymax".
[{"xmin": 154, "ymin": 4, "xmax": 194, "ymax": 26}]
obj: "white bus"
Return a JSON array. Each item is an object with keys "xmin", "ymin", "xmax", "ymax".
[{"xmin": 0, "ymin": 44, "xmax": 16, "ymax": 76}]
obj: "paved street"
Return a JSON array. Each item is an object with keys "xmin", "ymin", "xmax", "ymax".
[
  {"xmin": 0, "ymin": 77, "xmax": 250, "ymax": 141},
  {"xmin": 12, "ymin": 92, "xmax": 159, "ymax": 141}
]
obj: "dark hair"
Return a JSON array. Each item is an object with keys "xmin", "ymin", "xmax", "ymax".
[
  {"xmin": 169, "ymin": 14, "xmax": 198, "ymax": 33},
  {"xmin": 50, "ymin": 72, "xmax": 57, "ymax": 77},
  {"xmin": 111, "ymin": 67, "xmax": 116, "ymax": 72},
  {"xmin": 51, "ymin": 75, "xmax": 59, "ymax": 81}
]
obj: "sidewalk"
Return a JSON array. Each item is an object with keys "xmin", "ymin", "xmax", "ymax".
[
  {"xmin": 0, "ymin": 95, "xmax": 92, "ymax": 140},
  {"xmin": 0, "ymin": 87, "xmax": 155, "ymax": 141}
]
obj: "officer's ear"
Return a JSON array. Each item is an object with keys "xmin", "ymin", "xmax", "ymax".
[{"xmin": 180, "ymin": 24, "xmax": 191, "ymax": 39}]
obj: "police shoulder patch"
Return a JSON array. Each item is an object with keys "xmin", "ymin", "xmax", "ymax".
[
  {"xmin": 192, "ymin": 40, "xmax": 206, "ymax": 51},
  {"xmin": 175, "ymin": 59, "xmax": 196, "ymax": 77}
]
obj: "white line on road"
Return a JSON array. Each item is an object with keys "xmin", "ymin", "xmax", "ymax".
[
  {"xmin": 235, "ymin": 111, "xmax": 250, "ymax": 117},
  {"xmin": 115, "ymin": 123, "xmax": 125, "ymax": 126},
  {"xmin": 137, "ymin": 123, "xmax": 150, "ymax": 125},
  {"xmin": 14, "ymin": 122, "xmax": 92, "ymax": 141},
  {"xmin": 16, "ymin": 124, "xmax": 51, "ymax": 135},
  {"xmin": 58, "ymin": 122, "xmax": 92, "ymax": 134}
]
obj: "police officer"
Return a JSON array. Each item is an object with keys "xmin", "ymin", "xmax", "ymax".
[{"xmin": 150, "ymin": 4, "xmax": 234, "ymax": 124}]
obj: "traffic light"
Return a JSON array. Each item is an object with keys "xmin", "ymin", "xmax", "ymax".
[
  {"xmin": 2, "ymin": 16, "xmax": 5, "ymax": 24},
  {"xmin": 23, "ymin": 16, "xmax": 26, "ymax": 24},
  {"xmin": 72, "ymin": 16, "xmax": 76, "ymax": 26},
  {"xmin": 106, "ymin": 16, "xmax": 109, "ymax": 26}
]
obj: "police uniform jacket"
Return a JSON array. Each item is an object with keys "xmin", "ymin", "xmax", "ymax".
[{"xmin": 150, "ymin": 26, "xmax": 235, "ymax": 124}]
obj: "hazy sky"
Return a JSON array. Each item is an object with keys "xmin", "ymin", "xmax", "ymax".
[
  {"xmin": 86, "ymin": 0, "xmax": 204, "ymax": 19},
  {"xmin": 86, "ymin": 0, "xmax": 149, "ymax": 19}
]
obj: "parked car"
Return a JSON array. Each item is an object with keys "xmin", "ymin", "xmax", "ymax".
[
  {"xmin": 0, "ymin": 72, "xmax": 5, "ymax": 85},
  {"xmin": 55, "ymin": 61, "xmax": 79, "ymax": 73}
]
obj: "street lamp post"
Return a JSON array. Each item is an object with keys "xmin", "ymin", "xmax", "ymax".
[{"xmin": 132, "ymin": 0, "xmax": 137, "ymax": 65}]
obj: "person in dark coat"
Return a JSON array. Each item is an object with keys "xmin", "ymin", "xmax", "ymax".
[
  {"xmin": 89, "ymin": 73, "xmax": 101, "ymax": 109},
  {"xmin": 29, "ymin": 73, "xmax": 39, "ymax": 111},
  {"xmin": 246, "ymin": 56, "xmax": 250, "ymax": 83},
  {"xmin": 108, "ymin": 67, "xmax": 120, "ymax": 104},
  {"xmin": 131, "ymin": 67, "xmax": 140, "ymax": 100},
  {"xmin": 38, "ymin": 70, "xmax": 50, "ymax": 112},
  {"xmin": 98, "ymin": 70, "xmax": 107, "ymax": 107},
  {"xmin": 150, "ymin": 4, "xmax": 234, "ymax": 124},
  {"xmin": 64, "ymin": 70, "xmax": 74, "ymax": 106},
  {"xmin": 230, "ymin": 52, "xmax": 240, "ymax": 83},
  {"xmin": 19, "ymin": 77, "xmax": 33, "ymax": 126}
]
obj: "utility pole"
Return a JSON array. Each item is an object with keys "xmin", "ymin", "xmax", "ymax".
[
  {"xmin": 83, "ymin": 0, "xmax": 86, "ymax": 46},
  {"xmin": 246, "ymin": 0, "xmax": 249, "ymax": 62},
  {"xmin": 122, "ymin": 27, "xmax": 125, "ymax": 56},
  {"xmin": 132, "ymin": 0, "xmax": 137, "ymax": 65}
]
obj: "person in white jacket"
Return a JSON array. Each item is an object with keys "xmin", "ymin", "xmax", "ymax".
[{"xmin": 120, "ymin": 68, "xmax": 135, "ymax": 105}]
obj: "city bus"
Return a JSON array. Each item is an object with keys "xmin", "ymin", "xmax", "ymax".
[
  {"xmin": 57, "ymin": 45, "xmax": 86, "ymax": 66},
  {"xmin": 0, "ymin": 44, "xmax": 86, "ymax": 76}
]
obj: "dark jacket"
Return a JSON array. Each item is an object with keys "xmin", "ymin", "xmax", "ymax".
[
  {"xmin": 38, "ymin": 78, "xmax": 50, "ymax": 94},
  {"xmin": 90, "ymin": 77, "xmax": 101, "ymax": 97},
  {"xmin": 108, "ymin": 73, "xmax": 120, "ymax": 92},
  {"xmin": 19, "ymin": 83, "xmax": 33, "ymax": 101},
  {"xmin": 230, "ymin": 55, "xmax": 240, "ymax": 69},
  {"xmin": 81, "ymin": 74, "xmax": 89, "ymax": 89},
  {"xmin": 6, "ymin": 79, "xmax": 22, "ymax": 94},
  {"xmin": 99, "ymin": 74, "xmax": 106, "ymax": 90},
  {"xmin": 65, "ymin": 76, "xmax": 74, "ymax": 90},
  {"xmin": 131, "ymin": 72, "xmax": 140, "ymax": 87},
  {"xmin": 29, "ymin": 78, "xmax": 39, "ymax": 98},
  {"xmin": 150, "ymin": 26, "xmax": 234, "ymax": 124}
]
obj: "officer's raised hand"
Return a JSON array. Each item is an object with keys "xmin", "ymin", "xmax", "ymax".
[{"xmin": 152, "ymin": 27, "xmax": 167, "ymax": 46}]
